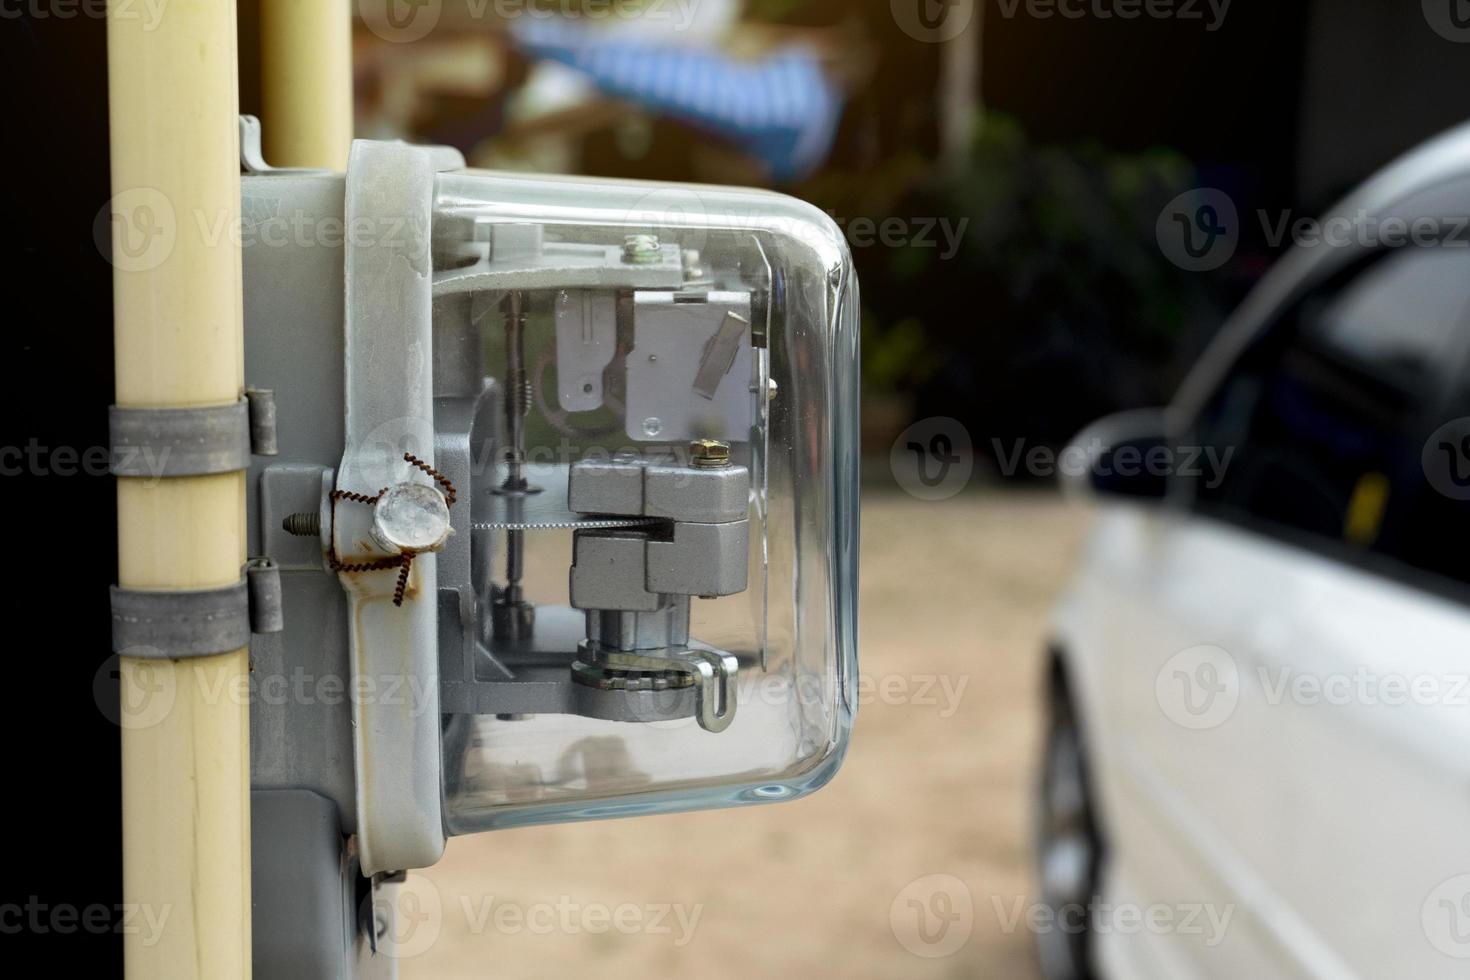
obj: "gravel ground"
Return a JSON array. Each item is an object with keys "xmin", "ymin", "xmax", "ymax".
[{"xmin": 404, "ymin": 488, "xmax": 1093, "ymax": 979}]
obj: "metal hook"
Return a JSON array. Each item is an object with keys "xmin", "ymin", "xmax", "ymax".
[
  {"xmin": 595, "ymin": 647, "xmax": 739, "ymax": 733},
  {"xmin": 676, "ymin": 649, "xmax": 739, "ymax": 733}
]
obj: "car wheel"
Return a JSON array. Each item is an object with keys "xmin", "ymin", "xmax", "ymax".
[{"xmin": 1036, "ymin": 662, "xmax": 1104, "ymax": 980}]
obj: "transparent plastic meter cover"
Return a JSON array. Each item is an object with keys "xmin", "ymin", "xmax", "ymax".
[{"xmin": 430, "ymin": 171, "xmax": 858, "ymax": 831}]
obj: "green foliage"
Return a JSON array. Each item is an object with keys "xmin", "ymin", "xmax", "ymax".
[
  {"xmin": 862, "ymin": 315, "xmax": 940, "ymax": 393},
  {"xmin": 845, "ymin": 112, "xmax": 1223, "ymax": 448}
]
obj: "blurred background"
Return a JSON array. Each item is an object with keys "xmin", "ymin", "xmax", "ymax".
[
  {"xmin": 226, "ymin": 2, "xmax": 1466, "ymax": 976},
  {"xmin": 231, "ymin": 0, "xmax": 1470, "ymax": 466},
  {"xmin": 10, "ymin": 0, "xmax": 1470, "ymax": 975}
]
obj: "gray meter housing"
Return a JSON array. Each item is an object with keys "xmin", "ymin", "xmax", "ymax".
[{"xmin": 240, "ymin": 127, "xmax": 858, "ymax": 975}]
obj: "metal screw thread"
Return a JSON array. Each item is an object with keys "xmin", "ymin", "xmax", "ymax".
[
  {"xmin": 282, "ymin": 512, "xmax": 321, "ymax": 537},
  {"xmin": 502, "ymin": 291, "xmax": 529, "ymax": 491}
]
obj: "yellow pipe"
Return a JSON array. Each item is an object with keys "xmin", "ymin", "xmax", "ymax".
[
  {"xmin": 108, "ymin": 0, "xmax": 251, "ymax": 975},
  {"xmin": 261, "ymin": 0, "xmax": 353, "ymax": 169}
]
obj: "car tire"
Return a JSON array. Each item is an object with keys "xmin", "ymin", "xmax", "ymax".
[{"xmin": 1036, "ymin": 659, "xmax": 1105, "ymax": 980}]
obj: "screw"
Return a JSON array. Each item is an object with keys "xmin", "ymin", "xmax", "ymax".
[
  {"xmin": 282, "ymin": 512, "xmax": 321, "ymax": 537},
  {"xmin": 372, "ymin": 483, "xmax": 452, "ymax": 553},
  {"xmin": 623, "ymin": 233, "xmax": 660, "ymax": 264},
  {"xmin": 690, "ymin": 439, "xmax": 730, "ymax": 468},
  {"xmin": 750, "ymin": 378, "xmax": 778, "ymax": 402}
]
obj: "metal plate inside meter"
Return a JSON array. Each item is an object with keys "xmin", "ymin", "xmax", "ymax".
[{"xmin": 624, "ymin": 291, "xmax": 753, "ymax": 443}]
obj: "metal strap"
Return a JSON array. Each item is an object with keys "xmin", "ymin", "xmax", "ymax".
[
  {"xmin": 111, "ymin": 581, "xmax": 251, "ymax": 659},
  {"xmin": 111, "ymin": 559, "xmax": 284, "ymax": 659},
  {"xmin": 110, "ymin": 392, "xmax": 278, "ymax": 478},
  {"xmin": 245, "ymin": 388, "xmax": 279, "ymax": 456},
  {"xmin": 246, "ymin": 557, "xmax": 284, "ymax": 634}
]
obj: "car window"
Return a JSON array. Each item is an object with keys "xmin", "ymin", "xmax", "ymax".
[
  {"xmin": 1385, "ymin": 368, "xmax": 1470, "ymax": 586},
  {"xmin": 1190, "ymin": 245, "xmax": 1470, "ymax": 580},
  {"xmin": 1305, "ymin": 251, "xmax": 1470, "ymax": 392}
]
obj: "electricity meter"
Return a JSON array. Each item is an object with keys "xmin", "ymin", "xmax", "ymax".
[{"xmin": 243, "ymin": 130, "xmax": 858, "ymax": 882}]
